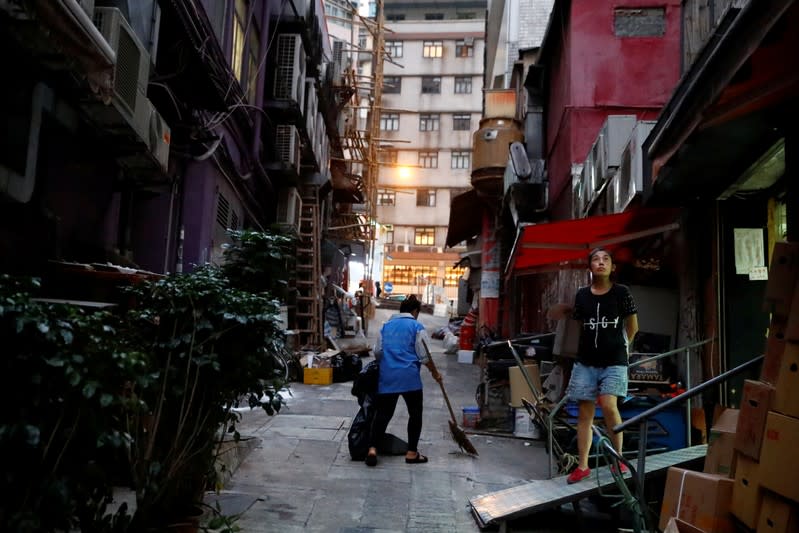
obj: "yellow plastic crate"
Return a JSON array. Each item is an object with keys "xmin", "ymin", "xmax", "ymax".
[{"xmin": 303, "ymin": 367, "xmax": 333, "ymax": 385}]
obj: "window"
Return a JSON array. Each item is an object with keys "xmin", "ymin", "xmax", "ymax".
[
  {"xmin": 452, "ymin": 113, "xmax": 471, "ymax": 131},
  {"xmin": 385, "ymin": 230, "xmax": 394, "ymax": 244},
  {"xmin": 378, "ymin": 149, "xmax": 398, "ymax": 164},
  {"xmin": 358, "ymin": 28, "xmax": 367, "ymax": 50},
  {"xmin": 451, "ymin": 151, "xmax": 471, "ymax": 169},
  {"xmin": 422, "ymin": 40, "xmax": 443, "ymax": 58},
  {"xmin": 414, "ymin": 227, "xmax": 436, "ymax": 246},
  {"xmin": 246, "ymin": 23, "xmax": 261, "ymax": 102},
  {"xmin": 614, "ymin": 7, "xmax": 666, "ymax": 37},
  {"xmin": 421, "ymin": 76, "xmax": 441, "ymax": 94},
  {"xmin": 380, "ymin": 113, "xmax": 399, "ymax": 131},
  {"xmin": 418, "ymin": 151, "xmax": 438, "ymax": 168},
  {"xmin": 425, "ymin": 13, "xmax": 444, "ymax": 20},
  {"xmin": 444, "ymin": 266, "xmax": 467, "ymax": 286},
  {"xmin": 387, "ymin": 13, "xmax": 405, "ymax": 21},
  {"xmin": 377, "ymin": 188, "xmax": 396, "ymax": 205},
  {"xmin": 456, "ymin": 12, "xmax": 476, "ymax": 19},
  {"xmin": 416, "ymin": 189, "xmax": 436, "ymax": 207},
  {"xmin": 383, "ymin": 76, "xmax": 402, "ymax": 94},
  {"xmin": 455, "ymin": 39, "xmax": 474, "ymax": 57},
  {"xmin": 454, "ymin": 76, "xmax": 472, "ymax": 94},
  {"xmin": 383, "ymin": 265, "xmax": 437, "ymax": 286},
  {"xmin": 231, "ymin": 0, "xmax": 247, "ymax": 84},
  {"xmin": 419, "ymin": 113, "xmax": 440, "ymax": 131},
  {"xmin": 385, "ymin": 40, "xmax": 403, "ymax": 59}
]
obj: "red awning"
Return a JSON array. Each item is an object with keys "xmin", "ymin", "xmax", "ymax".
[{"xmin": 507, "ymin": 208, "xmax": 680, "ymax": 274}]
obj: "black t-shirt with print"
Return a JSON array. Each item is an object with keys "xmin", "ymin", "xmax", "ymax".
[{"xmin": 572, "ymin": 283, "xmax": 638, "ymax": 367}]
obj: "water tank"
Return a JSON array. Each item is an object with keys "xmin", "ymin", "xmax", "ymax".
[{"xmin": 472, "ymin": 118, "xmax": 523, "ymax": 197}]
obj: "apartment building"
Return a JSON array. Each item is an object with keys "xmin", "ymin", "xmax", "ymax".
[{"xmin": 376, "ymin": 1, "xmax": 485, "ymax": 306}]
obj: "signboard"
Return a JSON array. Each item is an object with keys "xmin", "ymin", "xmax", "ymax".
[{"xmin": 384, "ymin": 281, "xmax": 394, "ymax": 294}]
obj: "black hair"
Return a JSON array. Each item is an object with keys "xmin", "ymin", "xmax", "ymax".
[
  {"xmin": 588, "ymin": 247, "xmax": 612, "ymax": 264},
  {"xmin": 400, "ymin": 295, "xmax": 421, "ymax": 314}
]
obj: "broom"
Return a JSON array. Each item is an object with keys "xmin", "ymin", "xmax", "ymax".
[{"xmin": 422, "ymin": 339, "xmax": 479, "ymax": 456}]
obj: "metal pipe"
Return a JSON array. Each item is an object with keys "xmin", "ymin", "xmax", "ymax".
[
  {"xmin": 61, "ymin": 0, "xmax": 116, "ymax": 64},
  {"xmin": 627, "ymin": 337, "xmax": 716, "ymax": 368},
  {"xmin": 686, "ymin": 348, "xmax": 692, "ymax": 447},
  {"xmin": 548, "ymin": 394, "xmax": 569, "ymax": 478},
  {"xmin": 614, "ymin": 355, "xmax": 764, "ymax": 434}
]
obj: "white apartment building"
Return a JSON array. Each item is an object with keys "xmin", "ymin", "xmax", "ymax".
[{"xmin": 376, "ymin": 2, "xmax": 485, "ymax": 306}]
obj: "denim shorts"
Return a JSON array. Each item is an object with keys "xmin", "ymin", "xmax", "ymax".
[{"xmin": 567, "ymin": 362, "xmax": 628, "ymax": 400}]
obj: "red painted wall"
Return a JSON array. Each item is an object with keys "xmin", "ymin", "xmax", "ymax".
[{"xmin": 545, "ymin": 0, "xmax": 682, "ymax": 219}]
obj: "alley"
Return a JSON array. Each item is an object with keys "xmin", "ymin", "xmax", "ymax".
[{"xmin": 215, "ymin": 308, "xmax": 622, "ymax": 532}]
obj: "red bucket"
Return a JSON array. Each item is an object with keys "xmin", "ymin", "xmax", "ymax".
[{"xmin": 459, "ymin": 324, "xmax": 476, "ymax": 350}]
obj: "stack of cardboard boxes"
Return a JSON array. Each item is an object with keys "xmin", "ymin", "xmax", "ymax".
[{"xmin": 660, "ymin": 242, "xmax": 799, "ymax": 532}]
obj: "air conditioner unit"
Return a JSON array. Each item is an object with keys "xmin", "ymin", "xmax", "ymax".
[
  {"xmin": 571, "ymin": 163, "xmax": 584, "ymax": 219},
  {"xmin": 599, "ymin": 115, "xmax": 637, "ymax": 179},
  {"xmin": 277, "ymin": 187, "xmax": 302, "ymax": 232},
  {"xmin": 273, "ymin": 34, "xmax": 306, "ymax": 109},
  {"xmin": 147, "ymin": 102, "xmax": 170, "ymax": 172},
  {"xmin": 94, "ymin": 8, "xmax": 150, "ymax": 121},
  {"xmin": 615, "ymin": 120, "xmax": 656, "ymax": 212},
  {"xmin": 304, "ymin": 80, "xmax": 317, "ymax": 139},
  {"xmin": 276, "ymin": 124, "xmax": 301, "ymax": 173},
  {"xmin": 586, "ymin": 132, "xmax": 606, "ymax": 194},
  {"xmin": 431, "ymin": 246, "xmax": 444, "ymax": 254}
]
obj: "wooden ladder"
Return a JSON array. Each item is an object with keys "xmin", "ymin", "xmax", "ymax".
[{"xmin": 295, "ymin": 192, "xmax": 323, "ymax": 350}]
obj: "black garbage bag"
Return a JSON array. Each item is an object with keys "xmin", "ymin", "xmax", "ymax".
[
  {"xmin": 332, "ymin": 353, "xmax": 363, "ymax": 383},
  {"xmin": 351, "ymin": 360, "xmax": 379, "ymax": 404},
  {"xmin": 348, "ymin": 396, "xmax": 408, "ymax": 460}
]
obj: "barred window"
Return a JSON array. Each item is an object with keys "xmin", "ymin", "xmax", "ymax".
[
  {"xmin": 383, "ymin": 76, "xmax": 402, "ymax": 94},
  {"xmin": 377, "ymin": 188, "xmax": 396, "ymax": 205},
  {"xmin": 423, "ymin": 40, "xmax": 443, "ymax": 58},
  {"xmin": 416, "ymin": 188, "xmax": 436, "ymax": 207},
  {"xmin": 385, "ymin": 230, "xmax": 394, "ymax": 244},
  {"xmin": 425, "ymin": 13, "xmax": 444, "ymax": 20},
  {"xmin": 418, "ymin": 151, "xmax": 438, "ymax": 168},
  {"xmin": 453, "ymin": 113, "xmax": 471, "ymax": 131},
  {"xmin": 454, "ymin": 76, "xmax": 472, "ymax": 94},
  {"xmin": 379, "ymin": 149, "xmax": 398, "ymax": 164},
  {"xmin": 421, "ymin": 76, "xmax": 441, "ymax": 94},
  {"xmin": 419, "ymin": 113, "xmax": 440, "ymax": 131},
  {"xmin": 385, "ymin": 40, "xmax": 403, "ymax": 58},
  {"xmin": 380, "ymin": 113, "xmax": 399, "ymax": 131},
  {"xmin": 451, "ymin": 151, "xmax": 471, "ymax": 169}
]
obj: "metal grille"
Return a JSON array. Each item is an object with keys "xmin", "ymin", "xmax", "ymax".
[
  {"xmin": 274, "ymin": 34, "xmax": 298, "ymax": 100},
  {"xmin": 614, "ymin": 8, "xmax": 666, "ymax": 38},
  {"xmin": 276, "ymin": 125, "xmax": 298, "ymax": 166},
  {"xmin": 115, "ymin": 26, "xmax": 141, "ymax": 115},
  {"xmin": 216, "ymin": 193, "xmax": 230, "ymax": 228}
]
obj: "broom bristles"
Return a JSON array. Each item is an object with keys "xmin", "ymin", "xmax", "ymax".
[{"xmin": 448, "ymin": 420, "xmax": 479, "ymax": 456}]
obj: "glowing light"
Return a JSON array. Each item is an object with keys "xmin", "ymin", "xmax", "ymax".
[{"xmin": 399, "ymin": 167, "xmax": 412, "ymax": 179}]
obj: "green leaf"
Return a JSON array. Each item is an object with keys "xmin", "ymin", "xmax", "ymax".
[
  {"xmin": 24, "ymin": 425, "xmax": 40, "ymax": 446},
  {"xmin": 82, "ymin": 382, "xmax": 97, "ymax": 399},
  {"xmin": 99, "ymin": 393, "xmax": 113, "ymax": 407},
  {"xmin": 37, "ymin": 322, "xmax": 49, "ymax": 334},
  {"xmin": 43, "ymin": 357, "xmax": 65, "ymax": 367}
]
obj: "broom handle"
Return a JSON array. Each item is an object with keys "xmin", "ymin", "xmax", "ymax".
[{"xmin": 421, "ymin": 340, "xmax": 459, "ymax": 425}]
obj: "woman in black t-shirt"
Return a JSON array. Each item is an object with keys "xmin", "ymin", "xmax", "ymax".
[{"xmin": 563, "ymin": 248, "xmax": 638, "ymax": 484}]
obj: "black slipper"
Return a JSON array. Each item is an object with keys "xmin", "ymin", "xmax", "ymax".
[
  {"xmin": 405, "ymin": 453, "xmax": 428, "ymax": 464},
  {"xmin": 365, "ymin": 453, "xmax": 378, "ymax": 467}
]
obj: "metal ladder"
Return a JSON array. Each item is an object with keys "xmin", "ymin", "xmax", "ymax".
[{"xmin": 295, "ymin": 191, "xmax": 322, "ymax": 350}]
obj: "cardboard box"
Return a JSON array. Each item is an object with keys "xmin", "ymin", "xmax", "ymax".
[
  {"xmin": 757, "ymin": 491, "xmax": 799, "ymax": 533},
  {"xmin": 663, "ymin": 517, "xmax": 708, "ymax": 533},
  {"xmin": 759, "ymin": 412, "xmax": 799, "ymax": 503},
  {"xmin": 735, "ymin": 380, "xmax": 776, "ymax": 460},
  {"xmin": 787, "ymin": 286, "xmax": 799, "ymax": 342},
  {"xmin": 704, "ymin": 408, "xmax": 739, "ymax": 477},
  {"xmin": 508, "ymin": 363, "xmax": 543, "ymax": 407},
  {"xmin": 732, "ymin": 454, "xmax": 764, "ymax": 529},
  {"xmin": 772, "ymin": 344, "xmax": 799, "ymax": 419},
  {"xmin": 303, "ymin": 367, "xmax": 333, "ymax": 385},
  {"xmin": 553, "ymin": 318, "xmax": 581, "ymax": 358},
  {"xmin": 764, "ymin": 242, "xmax": 799, "ymax": 319},
  {"xmin": 762, "ymin": 319, "xmax": 788, "ymax": 385},
  {"xmin": 659, "ymin": 467, "xmax": 735, "ymax": 533}
]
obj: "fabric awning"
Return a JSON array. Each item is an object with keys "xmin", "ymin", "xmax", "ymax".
[
  {"xmin": 446, "ymin": 189, "xmax": 482, "ymax": 248},
  {"xmin": 506, "ymin": 208, "xmax": 680, "ymax": 274}
]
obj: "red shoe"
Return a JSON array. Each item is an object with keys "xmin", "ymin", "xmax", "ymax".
[
  {"xmin": 610, "ymin": 463, "xmax": 629, "ymax": 475},
  {"xmin": 567, "ymin": 467, "xmax": 591, "ymax": 484}
]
